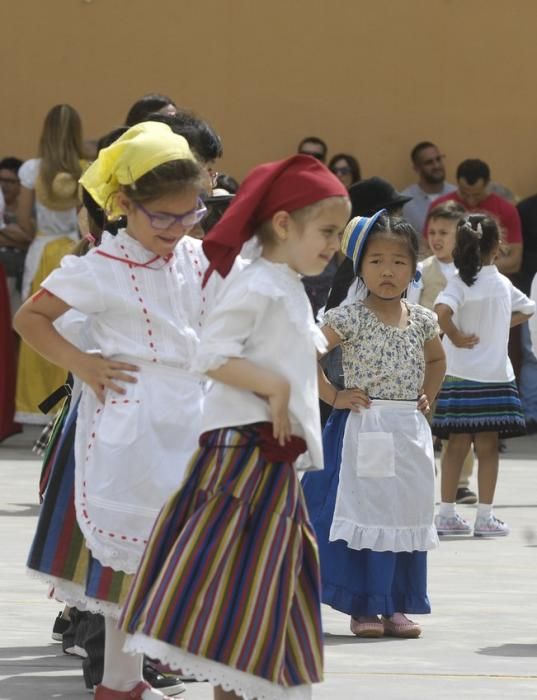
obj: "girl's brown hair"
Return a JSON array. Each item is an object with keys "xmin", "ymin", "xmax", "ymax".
[{"xmin": 120, "ymin": 159, "xmax": 204, "ymax": 206}]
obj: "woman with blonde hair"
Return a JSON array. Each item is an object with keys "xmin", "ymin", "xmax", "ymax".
[{"xmin": 15, "ymin": 104, "xmax": 89, "ymax": 423}]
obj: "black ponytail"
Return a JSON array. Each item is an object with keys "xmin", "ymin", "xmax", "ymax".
[{"xmin": 453, "ymin": 214, "xmax": 500, "ymax": 286}]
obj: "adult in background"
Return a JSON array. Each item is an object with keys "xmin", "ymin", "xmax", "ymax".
[
  {"xmin": 15, "ymin": 104, "xmax": 90, "ymax": 424},
  {"xmin": 328, "ymin": 153, "xmax": 361, "ymax": 190},
  {"xmin": 401, "ymin": 141, "xmax": 456, "ymax": 237},
  {"xmin": 516, "ymin": 191, "xmax": 537, "ymax": 432},
  {"xmin": 124, "ymin": 93, "xmax": 177, "ymax": 127},
  {"xmin": 0, "ymin": 157, "xmax": 29, "ymax": 313},
  {"xmin": 297, "ymin": 135, "xmax": 328, "ymax": 163}
]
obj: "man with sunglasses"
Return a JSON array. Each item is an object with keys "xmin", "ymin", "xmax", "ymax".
[{"xmin": 401, "ymin": 141, "xmax": 456, "ymax": 236}]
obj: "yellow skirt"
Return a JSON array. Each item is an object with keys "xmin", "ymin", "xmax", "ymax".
[{"xmin": 16, "ymin": 237, "xmax": 76, "ymax": 424}]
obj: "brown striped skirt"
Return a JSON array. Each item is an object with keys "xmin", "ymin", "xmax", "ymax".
[{"xmin": 120, "ymin": 426, "xmax": 323, "ymax": 698}]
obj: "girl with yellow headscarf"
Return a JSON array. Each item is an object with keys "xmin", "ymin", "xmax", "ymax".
[{"xmin": 15, "ymin": 121, "xmax": 210, "ymax": 700}]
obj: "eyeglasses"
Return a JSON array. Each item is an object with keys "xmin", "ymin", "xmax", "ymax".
[
  {"xmin": 299, "ymin": 150, "xmax": 325, "ymax": 161},
  {"xmin": 331, "ymin": 166, "xmax": 352, "ymax": 176},
  {"xmin": 0, "ymin": 177, "xmax": 18, "ymax": 185},
  {"xmin": 135, "ymin": 198, "xmax": 207, "ymax": 230},
  {"xmin": 421, "ymin": 155, "xmax": 445, "ymax": 167}
]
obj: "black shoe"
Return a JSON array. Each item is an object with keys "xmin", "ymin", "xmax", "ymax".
[
  {"xmin": 526, "ymin": 420, "xmax": 537, "ymax": 435},
  {"xmin": 455, "ymin": 487, "xmax": 477, "ymax": 505},
  {"xmin": 51, "ymin": 611, "xmax": 71, "ymax": 642},
  {"xmin": 62, "ymin": 609, "xmax": 89, "ymax": 658},
  {"xmin": 143, "ymin": 663, "xmax": 186, "ymax": 696}
]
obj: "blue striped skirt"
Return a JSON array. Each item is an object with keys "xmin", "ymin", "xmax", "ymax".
[
  {"xmin": 432, "ymin": 375, "xmax": 526, "ymax": 439},
  {"xmin": 120, "ymin": 426, "xmax": 323, "ymax": 697}
]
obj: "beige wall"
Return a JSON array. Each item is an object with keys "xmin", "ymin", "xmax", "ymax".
[{"xmin": 2, "ymin": 0, "xmax": 537, "ymax": 198}]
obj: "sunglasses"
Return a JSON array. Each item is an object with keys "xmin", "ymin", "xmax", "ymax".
[
  {"xmin": 135, "ymin": 198, "xmax": 207, "ymax": 230},
  {"xmin": 0, "ymin": 177, "xmax": 18, "ymax": 184},
  {"xmin": 299, "ymin": 150, "xmax": 325, "ymax": 161},
  {"xmin": 331, "ymin": 166, "xmax": 352, "ymax": 176}
]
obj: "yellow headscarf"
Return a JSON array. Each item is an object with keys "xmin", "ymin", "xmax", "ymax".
[{"xmin": 79, "ymin": 121, "xmax": 195, "ymax": 218}]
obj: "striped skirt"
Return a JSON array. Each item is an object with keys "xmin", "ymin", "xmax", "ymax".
[
  {"xmin": 27, "ymin": 403, "xmax": 131, "ymax": 617},
  {"xmin": 120, "ymin": 427, "xmax": 323, "ymax": 700},
  {"xmin": 432, "ymin": 375, "xmax": 526, "ymax": 439}
]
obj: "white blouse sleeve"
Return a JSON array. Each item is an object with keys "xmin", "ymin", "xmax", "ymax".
[
  {"xmin": 41, "ymin": 253, "xmax": 107, "ymax": 315},
  {"xmin": 435, "ymin": 276, "xmax": 465, "ymax": 313},
  {"xmin": 195, "ymin": 282, "xmax": 270, "ymax": 374},
  {"xmin": 18, "ymin": 159, "xmax": 39, "ymax": 190},
  {"xmin": 509, "ymin": 279, "xmax": 536, "ymax": 315}
]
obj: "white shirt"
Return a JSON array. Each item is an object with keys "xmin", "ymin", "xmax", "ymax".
[
  {"xmin": 194, "ymin": 258, "xmax": 327, "ymax": 471},
  {"xmin": 530, "ymin": 273, "xmax": 537, "ymax": 357},
  {"xmin": 42, "ymin": 230, "xmax": 209, "ymax": 368},
  {"xmin": 436, "ymin": 265, "xmax": 535, "ymax": 382},
  {"xmin": 19, "ymin": 159, "xmax": 79, "ymax": 237}
]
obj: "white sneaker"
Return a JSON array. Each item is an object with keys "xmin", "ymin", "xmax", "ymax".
[
  {"xmin": 434, "ymin": 512, "xmax": 472, "ymax": 536},
  {"xmin": 474, "ymin": 515, "xmax": 510, "ymax": 537}
]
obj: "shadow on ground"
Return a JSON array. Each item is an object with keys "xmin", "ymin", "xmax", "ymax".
[{"xmin": 477, "ymin": 643, "xmax": 537, "ymax": 658}]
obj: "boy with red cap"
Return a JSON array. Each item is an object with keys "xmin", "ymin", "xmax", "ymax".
[{"xmin": 120, "ymin": 155, "xmax": 350, "ymax": 700}]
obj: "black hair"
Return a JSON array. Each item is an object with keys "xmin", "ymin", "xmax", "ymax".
[
  {"xmin": 356, "ymin": 215, "xmax": 419, "ymax": 277},
  {"xmin": 328, "ymin": 153, "xmax": 361, "ymax": 185},
  {"xmin": 216, "ymin": 173, "xmax": 239, "ymax": 193},
  {"xmin": 0, "ymin": 157, "xmax": 23, "ymax": 174},
  {"xmin": 97, "ymin": 126, "xmax": 128, "ymax": 152},
  {"xmin": 125, "ymin": 93, "xmax": 176, "ymax": 127},
  {"xmin": 456, "ymin": 159, "xmax": 490, "ymax": 185},
  {"xmin": 297, "ymin": 136, "xmax": 327, "ymax": 159},
  {"xmin": 453, "ymin": 214, "xmax": 499, "ymax": 286},
  {"xmin": 145, "ymin": 111, "xmax": 223, "ymax": 162},
  {"xmin": 410, "ymin": 141, "xmax": 437, "ymax": 164}
]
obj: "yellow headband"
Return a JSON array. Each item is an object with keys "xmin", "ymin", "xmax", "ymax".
[{"xmin": 79, "ymin": 121, "xmax": 195, "ymax": 218}]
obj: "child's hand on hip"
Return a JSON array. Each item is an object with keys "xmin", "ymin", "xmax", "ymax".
[
  {"xmin": 417, "ymin": 393, "xmax": 430, "ymax": 414},
  {"xmin": 72, "ymin": 353, "xmax": 139, "ymax": 403},
  {"xmin": 267, "ymin": 378, "xmax": 291, "ymax": 446},
  {"xmin": 334, "ymin": 388, "xmax": 371, "ymax": 412}
]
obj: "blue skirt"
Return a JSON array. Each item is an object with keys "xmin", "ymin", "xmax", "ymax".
[{"xmin": 302, "ymin": 409, "xmax": 430, "ymax": 617}]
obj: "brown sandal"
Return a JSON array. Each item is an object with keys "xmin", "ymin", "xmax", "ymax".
[{"xmin": 382, "ymin": 613, "xmax": 422, "ymax": 638}]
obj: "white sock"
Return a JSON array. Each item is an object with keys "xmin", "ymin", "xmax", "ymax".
[
  {"xmin": 477, "ymin": 503, "xmax": 493, "ymax": 519},
  {"xmin": 439, "ymin": 502, "xmax": 456, "ymax": 517},
  {"xmin": 101, "ymin": 616, "xmax": 143, "ymax": 691}
]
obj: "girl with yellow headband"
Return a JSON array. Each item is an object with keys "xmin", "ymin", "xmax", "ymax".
[{"xmin": 15, "ymin": 121, "xmax": 212, "ymax": 700}]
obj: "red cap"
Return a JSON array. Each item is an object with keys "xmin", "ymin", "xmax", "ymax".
[{"xmin": 202, "ymin": 154, "xmax": 348, "ymax": 285}]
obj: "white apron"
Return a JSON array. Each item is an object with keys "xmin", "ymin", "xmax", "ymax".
[
  {"xmin": 330, "ymin": 400, "xmax": 439, "ymax": 553},
  {"xmin": 74, "ymin": 357, "xmax": 204, "ymax": 573}
]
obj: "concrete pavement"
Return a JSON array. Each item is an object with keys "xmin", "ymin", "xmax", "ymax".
[{"xmin": 0, "ymin": 427, "xmax": 536, "ymax": 699}]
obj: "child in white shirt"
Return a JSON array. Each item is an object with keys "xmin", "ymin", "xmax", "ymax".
[
  {"xmin": 120, "ymin": 155, "xmax": 350, "ymax": 700},
  {"xmin": 432, "ymin": 214, "xmax": 535, "ymax": 537}
]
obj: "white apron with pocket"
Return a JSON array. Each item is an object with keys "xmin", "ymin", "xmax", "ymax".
[
  {"xmin": 330, "ymin": 400, "xmax": 439, "ymax": 553},
  {"xmin": 74, "ymin": 357, "xmax": 204, "ymax": 573}
]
